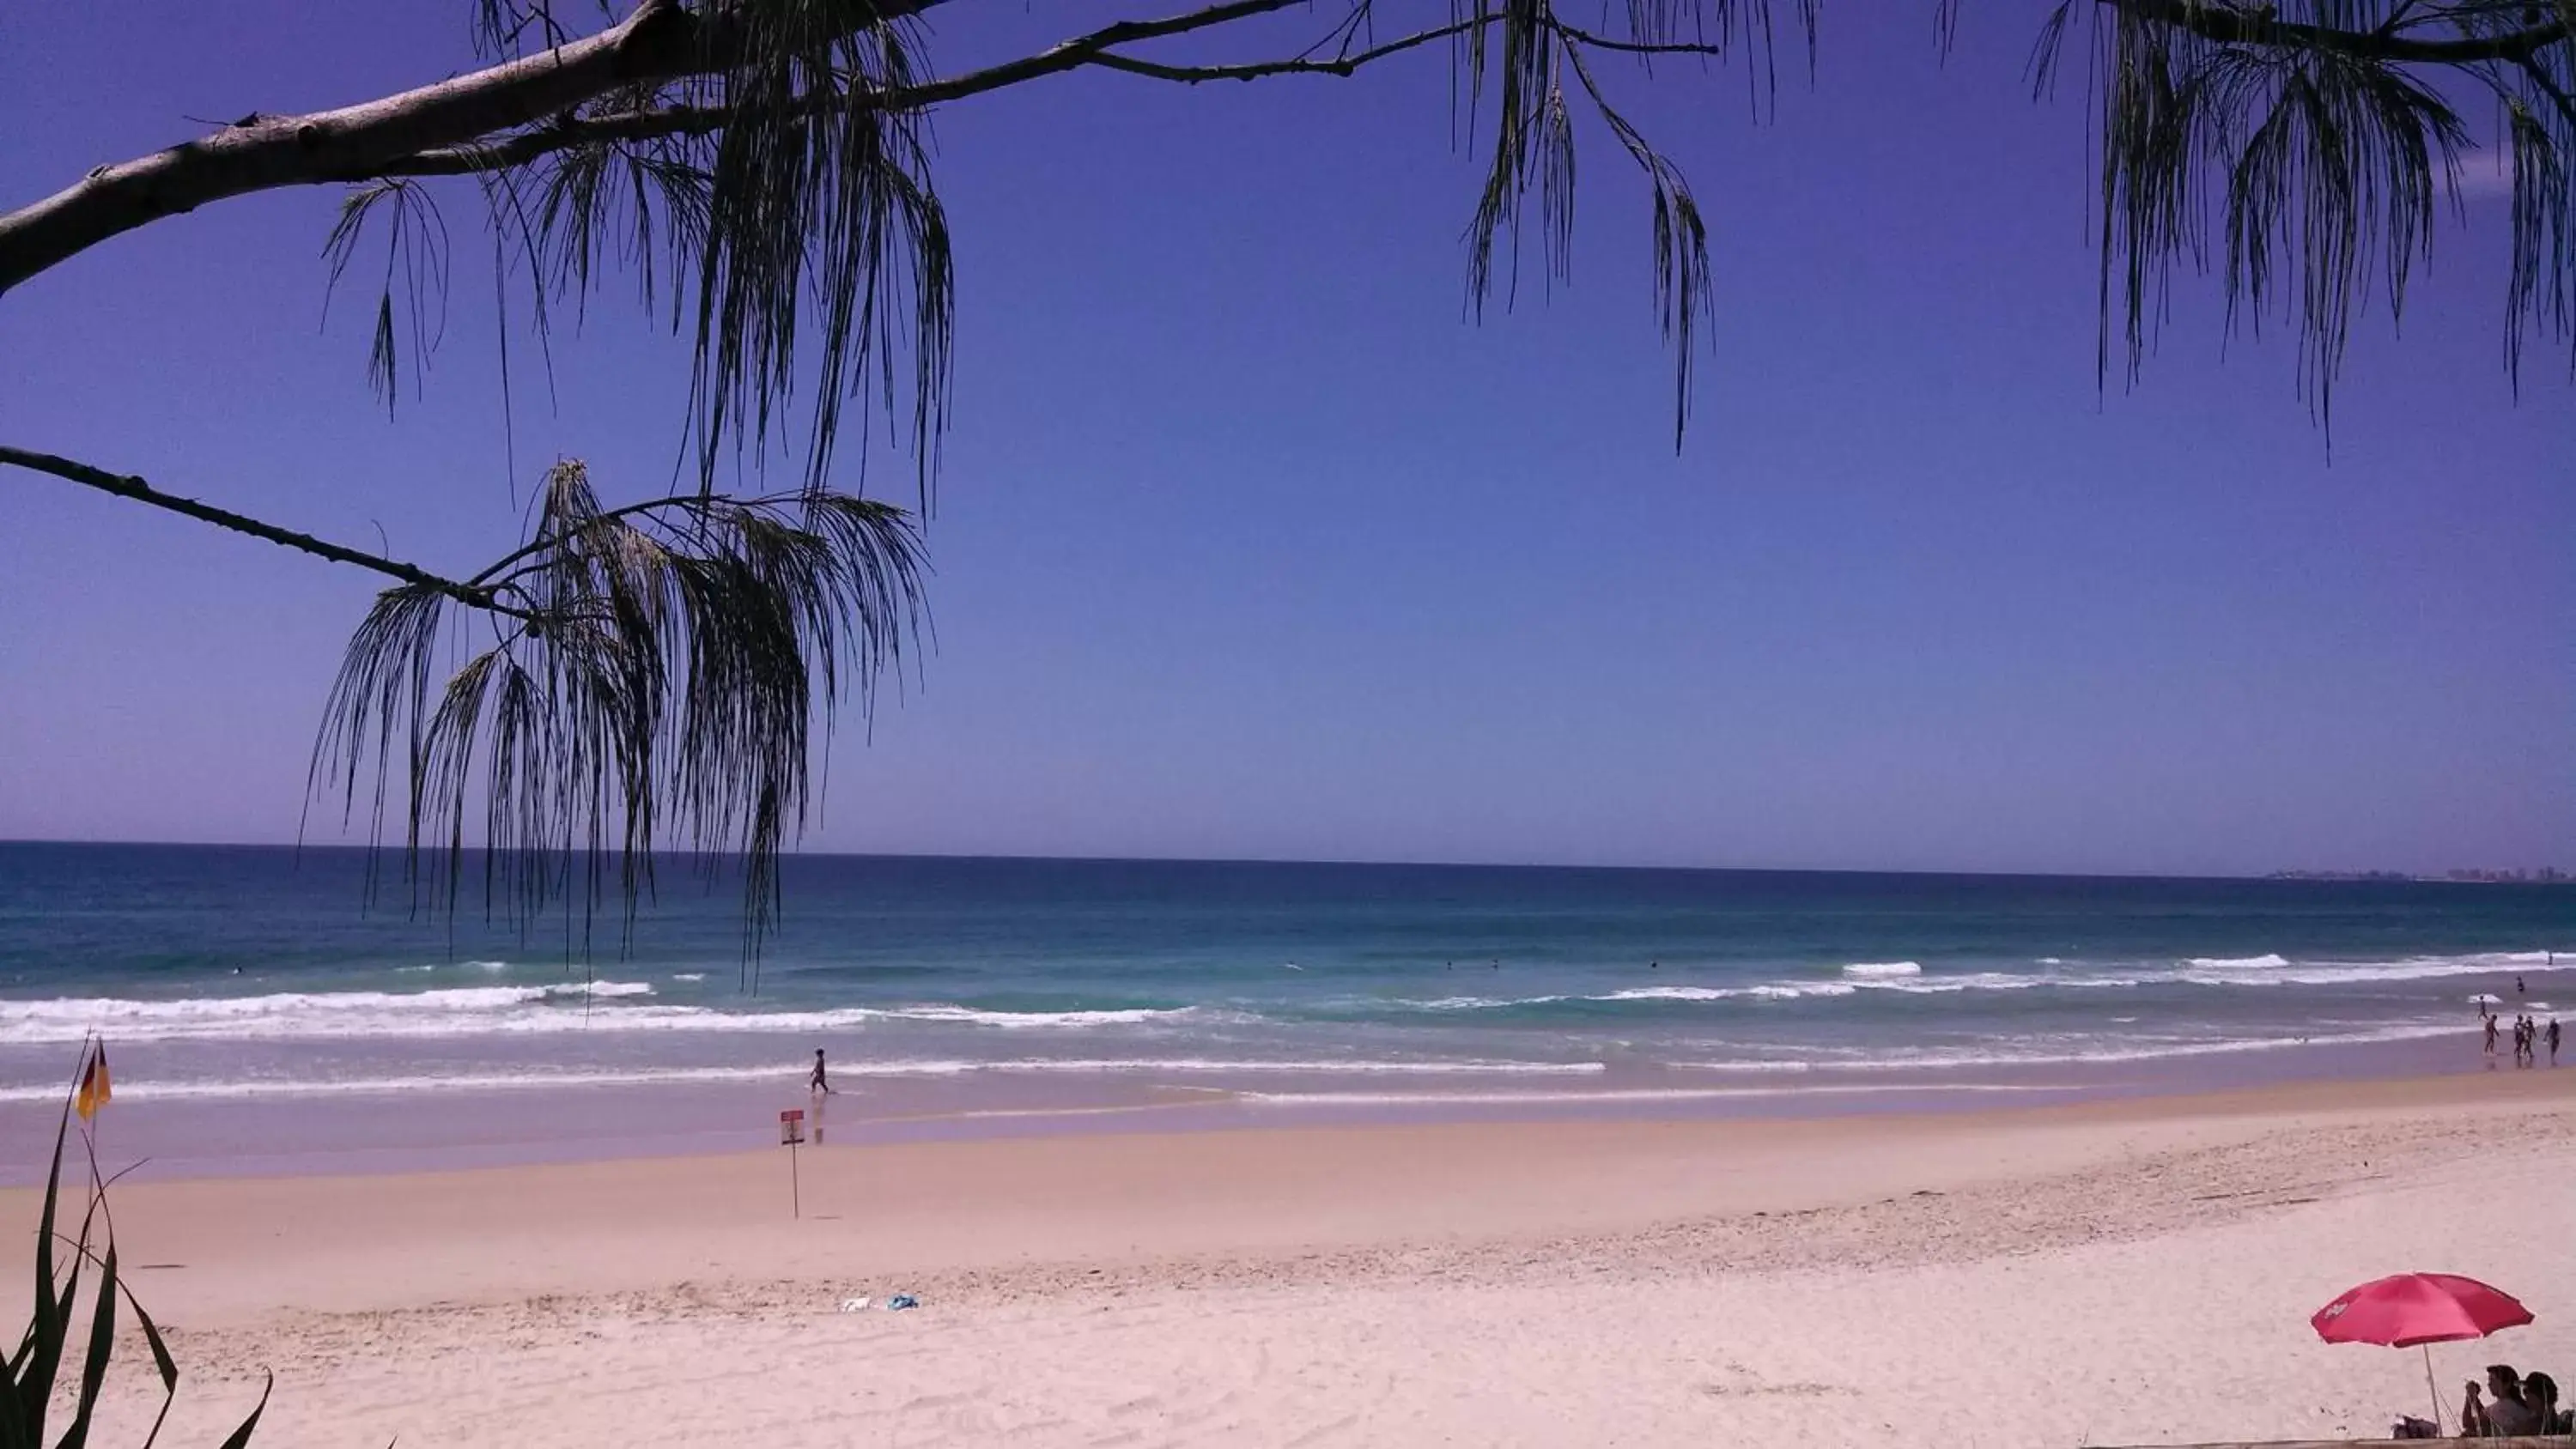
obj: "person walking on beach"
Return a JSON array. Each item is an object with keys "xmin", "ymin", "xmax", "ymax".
[
  {"xmin": 809, "ymin": 1047, "xmax": 834, "ymax": 1095},
  {"xmin": 2549, "ymin": 1016, "xmax": 2561, "ymax": 1066},
  {"xmin": 2483, "ymin": 1011, "xmax": 2499, "ymax": 1058}
]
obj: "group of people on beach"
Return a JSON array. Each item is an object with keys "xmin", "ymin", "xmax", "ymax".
[
  {"xmin": 2454, "ymin": 1364, "xmax": 2570, "ymax": 1438},
  {"xmin": 2482, "ymin": 1009, "xmax": 2560, "ymax": 1067},
  {"xmin": 2479, "ymin": 977, "xmax": 2560, "ymax": 1067}
]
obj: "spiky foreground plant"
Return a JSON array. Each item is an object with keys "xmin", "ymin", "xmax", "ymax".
[{"xmin": 8, "ymin": 1089, "xmax": 269, "ymax": 1449}]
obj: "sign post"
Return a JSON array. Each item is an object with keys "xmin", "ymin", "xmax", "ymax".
[{"xmin": 779, "ymin": 1108, "xmax": 805, "ymax": 1219}]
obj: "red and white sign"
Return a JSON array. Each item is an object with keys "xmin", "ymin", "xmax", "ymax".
[{"xmin": 780, "ymin": 1108, "xmax": 805, "ymax": 1145}]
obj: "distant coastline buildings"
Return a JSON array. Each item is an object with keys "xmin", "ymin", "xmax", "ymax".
[{"xmin": 2264, "ymin": 867, "xmax": 2573, "ymax": 883}]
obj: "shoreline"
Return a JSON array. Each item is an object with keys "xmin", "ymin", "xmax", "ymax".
[
  {"xmin": 10, "ymin": 1059, "xmax": 2570, "ymax": 1309},
  {"xmin": 0, "ymin": 1017, "xmax": 2538, "ymax": 1185}
]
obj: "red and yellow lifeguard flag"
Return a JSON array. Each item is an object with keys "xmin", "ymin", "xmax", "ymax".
[{"xmin": 74, "ymin": 1042, "xmax": 111, "ymax": 1123}]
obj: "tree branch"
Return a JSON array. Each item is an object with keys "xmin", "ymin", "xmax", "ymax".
[
  {"xmin": 460, "ymin": 488, "xmax": 816, "ymax": 585},
  {"xmin": 0, "ymin": 0, "xmax": 951, "ymax": 294},
  {"xmin": 383, "ymin": 0, "xmax": 1321, "ymax": 177},
  {"xmin": 2518, "ymin": 51, "xmax": 2576, "ymax": 127},
  {"xmin": 1549, "ymin": 19, "xmax": 1735, "ymax": 58},
  {"xmin": 0, "ymin": 444, "xmax": 528, "ymax": 616},
  {"xmin": 1082, "ymin": 16, "xmax": 1731, "ymax": 84},
  {"xmin": 1082, "ymin": 17, "xmax": 1484, "ymax": 82},
  {"xmin": 2105, "ymin": 0, "xmax": 2567, "ymax": 64},
  {"xmin": 0, "ymin": 0, "xmax": 1732, "ymax": 269},
  {"xmin": 386, "ymin": 9, "xmax": 1736, "ymax": 179}
]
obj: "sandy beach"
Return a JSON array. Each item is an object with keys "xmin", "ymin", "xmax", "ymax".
[{"xmin": 11, "ymin": 1064, "xmax": 2576, "ymax": 1447}]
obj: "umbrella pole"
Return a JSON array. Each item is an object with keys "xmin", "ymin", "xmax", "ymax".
[{"xmin": 2424, "ymin": 1345, "xmax": 2442, "ymax": 1436}]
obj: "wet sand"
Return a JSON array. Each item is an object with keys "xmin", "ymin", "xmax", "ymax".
[{"xmin": 0, "ymin": 1018, "xmax": 2516, "ymax": 1184}]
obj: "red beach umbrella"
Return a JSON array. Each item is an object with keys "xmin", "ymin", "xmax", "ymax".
[{"xmin": 2313, "ymin": 1274, "xmax": 2533, "ymax": 1433}]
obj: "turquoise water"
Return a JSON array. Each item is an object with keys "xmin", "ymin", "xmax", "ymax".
[{"xmin": 1, "ymin": 843, "xmax": 2568, "ymax": 1114}]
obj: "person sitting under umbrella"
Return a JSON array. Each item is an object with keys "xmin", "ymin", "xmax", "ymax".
[
  {"xmin": 2464, "ymin": 1364, "xmax": 2541, "ymax": 1437},
  {"xmin": 2312, "ymin": 1271, "xmax": 2535, "ymax": 1436},
  {"xmin": 2519, "ymin": 1372, "xmax": 2565, "ymax": 1435}
]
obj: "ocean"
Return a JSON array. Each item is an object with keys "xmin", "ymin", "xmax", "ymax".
[{"xmin": 2, "ymin": 843, "xmax": 2568, "ymax": 1173}]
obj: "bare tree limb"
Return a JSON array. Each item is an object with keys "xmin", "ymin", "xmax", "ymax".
[
  {"xmin": 1079, "ymin": 17, "xmax": 1483, "ymax": 82},
  {"xmin": 0, "ymin": 444, "xmax": 528, "ymax": 616},
  {"xmin": 0, "ymin": 0, "xmax": 951, "ymax": 294},
  {"xmin": 385, "ymin": 0, "xmax": 1327, "ymax": 177},
  {"xmin": 1548, "ymin": 19, "xmax": 1735, "ymax": 58},
  {"xmin": 0, "ymin": 0, "xmax": 1763, "ymax": 282},
  {"xmin": 2101, "ymin": 0, "xmax": 2566, "ymax": 64},
  {"xmin": 1081, "ymin": 16, "xmax": 1734, "ymax": 84},
  {"xmin": 2518, "ymin": 51, "xmax": 2576, "ymax": 126}
]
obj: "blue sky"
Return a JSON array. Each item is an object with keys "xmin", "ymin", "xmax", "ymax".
[{"xmin": 1, "ymin": 3, "xmax": 2568, "ymax": 876}]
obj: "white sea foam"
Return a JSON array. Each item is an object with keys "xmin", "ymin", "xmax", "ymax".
[
  {"xmin": 1600, "ymin": 985, "xmax": 1766, "ymax": 1003},
  {"xmin": 2182, "ymin": 953, "xmax": 2555, "ymax": 988},
  {"xmin": 1238, "ymin": 1082, "xmax": 2047, "ymax": 1108},
  {"xmin": 0, "ymin": 1064, "xmax": 799, "ymax": 1101},
  {"xmin": 1403, "ymin": 994, "xmax": 1566, "ymax": 1011},
  {"xmin": 1842, "ymin": 961, "xmax": 1923, "ymax": 979},
  {"xmin": 1627, "ymin": 949, "xmax": 2557, "ymax": 1003},
  {"xmin": 0, "ymin": 1055, "xmax": 1609, "ymax": 1102},
  {"xmin": 958, "ymin": 1058, "xmax": 1606, "ymax": 1076},
  {"xmin": 1668, "ymin": 1020, "xmax": 2466, "ymax": 1073},
  {"xmin": 3, "ymin": 948, "xmax": 2554, "ymax": 1047},
  {"xmin": 872, "ymin": 1004, "xmax": 1202, "ymax": 1030},
  {"xmin": 1406, "ymin": 958, "xmax": 2547, "ymax": 1014},
  {"xmin": 0, "ymin": 985, "xmax": 1238, "ymax": 1046},
  {"xmin": 1747, "ymin": 982, "xmax": 1860, "ymax": 999},
  {"xmin": 671, "ymin": 973, "xmax": 708, "ymax": 983},
  {"xmin": 0, "ymin": 980, "xmax": 665, "ymax": 1043}
]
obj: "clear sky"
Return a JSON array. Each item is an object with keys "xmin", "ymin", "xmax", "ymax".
[{"xmin": 1, "ymin": 3, "xmax": 2568, "ymax": 876}]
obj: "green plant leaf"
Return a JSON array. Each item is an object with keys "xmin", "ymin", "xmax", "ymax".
[
  {"xmin": 118, "ymin": 1288, "xmax": 177, "ymax": 1396},
  {"xmin": 20, "ymin": 1103, "xmax": 67, "ymax": 1440},
  {"xmin": 0, "ymin": 1356, "xmax": 34, "ymax": 1449},
  {"xmin": 52, "ymin": 1238, "xmax": 117, "ymax": 1449},
  {"xmin": 215, "ymin": 1374, "xmax": 271, "ymax": 1449},
  {"xmin": 21, "ymin": 1250, "xmax": 79, "ymax": 1449}
]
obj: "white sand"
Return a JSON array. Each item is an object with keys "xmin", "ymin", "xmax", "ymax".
[{"xmin": 15, "ymin": 1069, "xmax": 2575, "ymax": 1447}]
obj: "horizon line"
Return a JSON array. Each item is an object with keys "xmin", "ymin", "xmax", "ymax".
[{"xmin": 4, "ymin": 837, "xmax": 2567, "ymax": 887}]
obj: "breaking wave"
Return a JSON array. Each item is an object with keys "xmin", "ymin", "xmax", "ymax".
[
  {"xmin": 1842, "ymin": 961, "xmax": 1923, "ymax": 979},
  {"xmin": 0, "ymin": 1055, "xmax": 1609, "ymax": 1102},
  {"xmin": 0, "ymin": 985, "xmax": 1234, "ymax": 1046}
]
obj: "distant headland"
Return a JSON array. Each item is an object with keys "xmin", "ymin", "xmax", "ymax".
[{"xmin": 2265, "ymin": 867, "xmax": 2572, "ymax": 883}]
